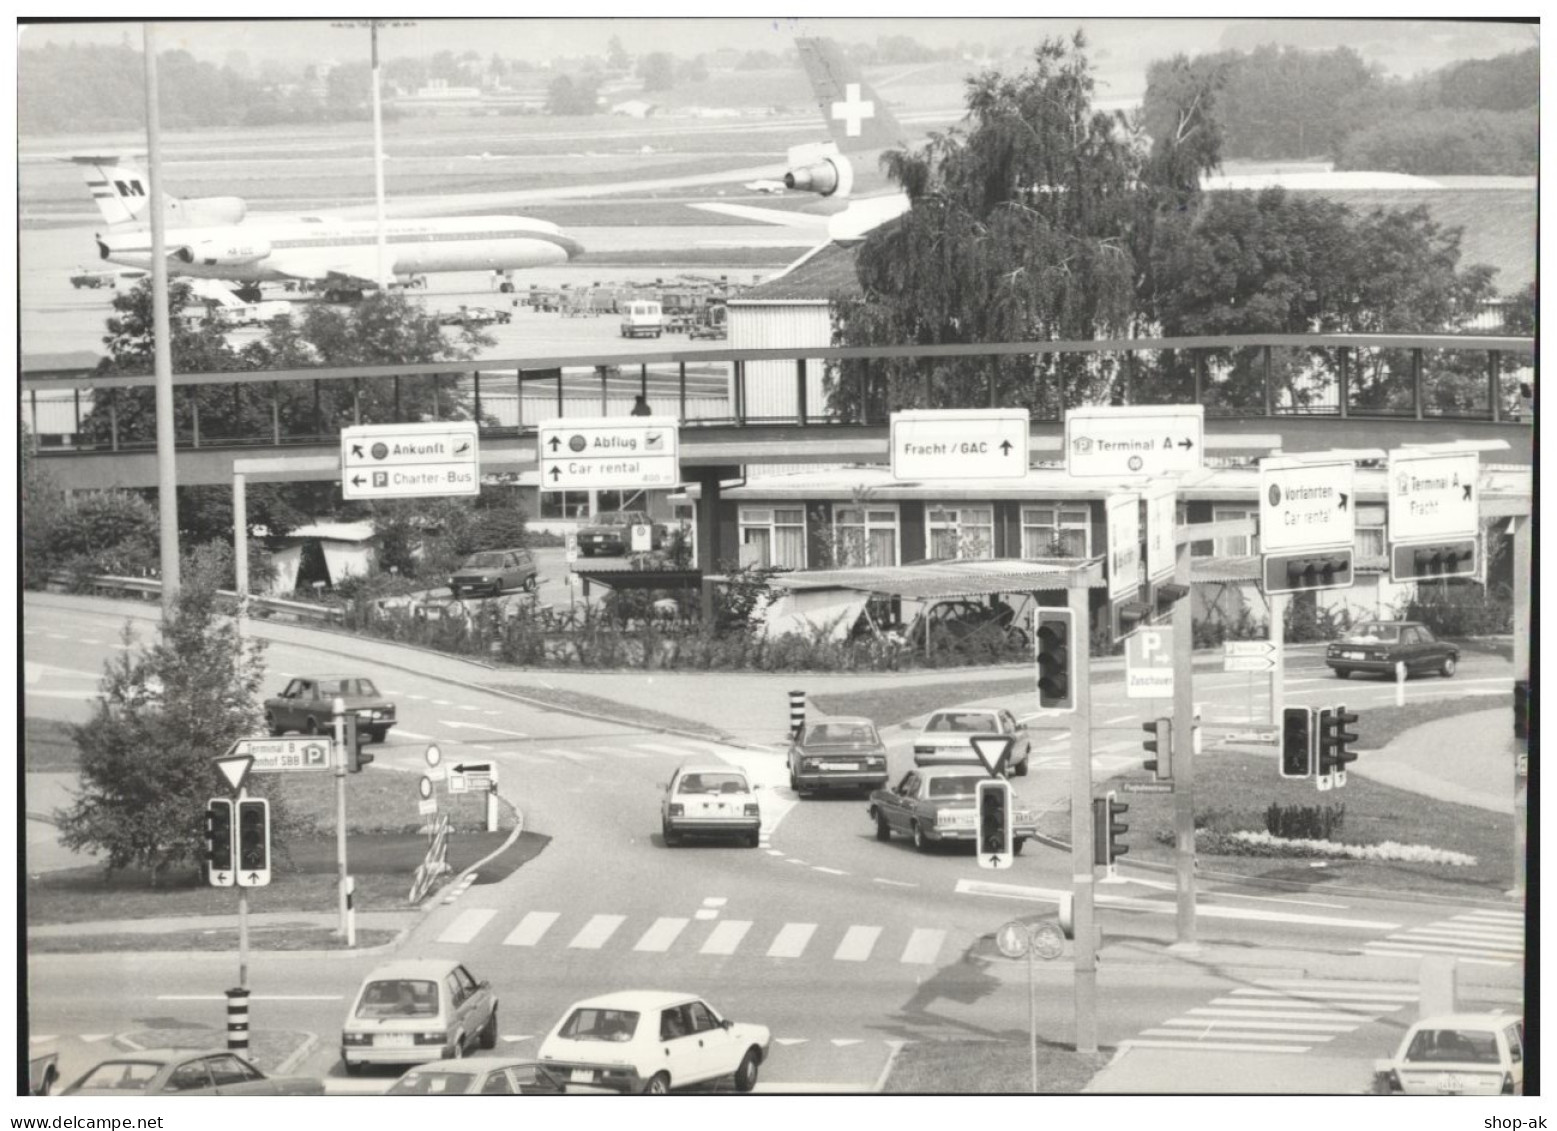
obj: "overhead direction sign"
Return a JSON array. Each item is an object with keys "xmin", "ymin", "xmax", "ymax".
[
  {"xmin": 1388, "ymin": 449, "xmax": 1478, "ymax": 541},
  {"xmin": 1106, "ymin": 493, "xmax": 1142, "ymax": 600},
  {"xmin": 1144, "ymin": 482, "xmax": 1177, "ymax": 583},
  {"xmin": 1259, "ymin": 458, "xmax": 1355, "ymax": 554},
  {"xmin": 889, "ymin": 409, "xmax": 1029, "ymax": 481},
  {"xmin": 1125, "ymin": 626, "xmax": 1175, "ymax": 699},
  {"xmin": 538, "ymin": 416, "xmax": 680, "ymax": 492},
  {"xmin": 1065, "ymin": 405, "xmax": 1204, "ymax": 479},
  {"xmin": 228, "ymin": 737, "xmax": 333, "ymax": 774},
  {"xmin": 341, "ymin": 422, "xmax": 479, "ymax": 500}
]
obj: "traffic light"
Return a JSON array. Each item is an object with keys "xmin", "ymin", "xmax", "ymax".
[
  {"xmin": 1092, "ymin": 791, "xmax": 1129, "ymax": 867},
  {"xmin": 236, "ymin": 798, "xmax": 271, "ymax": 886},
  {"xmin": 1318, "ymin": 705, "xmax": 1360, "ymax": 782},
  {"xmin": 205, "ymin": 798, "xmax": 234, "ymax": 886},
  {"xmin": 975, "ymin": 779, "xmax": 1013, "ymax": 868},
  {"xmin": 1034, "ymin": 609, "xmax": 1075, "ymax": 712},
  {"xmin": 1514, "ymin": 679, "xmax": 1531, "ymax": 741},
  {"xmin": 1152, "ymin": 582, "xmax": 1190, "ymax": 620},
  {"xmin": 1111, "ymin": 598, "xmax": 1153, "ymax": 642},
  {"xmin": 1262, "ymin": 550, "xmax": 1354, "ymax": 596},
  {"xmin": 345, "ymin": 713, "xmax": 374, "ymax": 773},
  {"xmin": 1141, "ymin": 717, "xmax": 1172, "ymax": 780},
  {"xmin": 1390, "ymin": 540, "xmax": 1476, "ymax": 583},
  {"xmin": 1280, "ymin": 707, "xmax": 1314, "ymax": 780}
]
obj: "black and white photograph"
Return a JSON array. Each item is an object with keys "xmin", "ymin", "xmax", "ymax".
[{"xmin": 13, "ymin": 14, "xmax": 1538, "ymax": 1117}]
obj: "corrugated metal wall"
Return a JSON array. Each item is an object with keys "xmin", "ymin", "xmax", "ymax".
[{"xmin": 728, "ymin": 303, "xmax": 832, "ymax": 421}]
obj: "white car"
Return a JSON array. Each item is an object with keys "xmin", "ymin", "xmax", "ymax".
[
  {"xmin": 661, "ymin": 763, "xmax": 761, "ymax": 847},
  {"xmin": 912, "ymin": 705, "xmax": 1032, "ymax": 775},
  {"xmin": 1374, "ymin": 1013, "xmax": 1524, "ymax": 1095},
  {"xmin": 538, "ymin": 991, "xmax": 770, "ymax": 1094}
]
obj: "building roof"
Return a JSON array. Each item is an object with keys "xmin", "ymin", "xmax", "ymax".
[
  {"xmin": 282, "ymin": 521, "xmax": 376, "ymax": 542},
  {"xmin": 732, "ymin": 241, "xmax": 862, "ymax": 303}
]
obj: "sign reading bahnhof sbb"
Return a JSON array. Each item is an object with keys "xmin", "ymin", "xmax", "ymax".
[
  {"xmin": 341, "ymin": 422, "xmax": 479, "ymax": 500},
  {"xmin": 539, "ymin": 417, "xmax": 681, "ymax": 491},
  {"xmin": 890, "ymin": 409, "xmax": 1029, "ymax": 480}
]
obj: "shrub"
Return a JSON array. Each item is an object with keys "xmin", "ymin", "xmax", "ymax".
[
  {"xmin": 1265, "ymin": 801, "xmax": 1345, "ymax": 841},
  {"xmin": 1284, "ymin": 598, "xmax": 1353, "ymax": 643},
  {"xmin": 1397, "ymin": 584, "xmax": 1512, "ymax": 637}
]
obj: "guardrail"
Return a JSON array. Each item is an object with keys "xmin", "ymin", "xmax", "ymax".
[{"xmin": 49, "ymin": 573, "xmax": 344, "ymax": 624}]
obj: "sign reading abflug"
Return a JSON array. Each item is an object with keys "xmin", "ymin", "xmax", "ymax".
[
  {"xmin": 539, "ymin": 417, "xmax": 680, "ymax": 491},
  {"xmin": 890, "ymin": 409, "xmax": 1029, "ymax": 480},
  {"xmin": 1259, "ymin": 459, "xmax": 1355, "ymax": 553}
]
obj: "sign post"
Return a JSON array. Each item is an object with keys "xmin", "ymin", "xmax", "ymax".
[
  {"xmin": 1386, "ymin": 449, "xmax": 1480, "ymax": 582},
  {"xmin": 995, "ymin": 919, "xmax": 1067, "ymax": 1094},
  {"xmin": 1125, "ymin": 626, "xmax": 1175, "ymax": 699},
  {"xmin": 538, "ymin": 417, "xmax": 680, "ymax": 492},
  {"xmin": 1066, "ymin": 580, "xmax": 1098, "ymax": 1052},
  {"xmin": 340, "ymin": 422, "xmax": 479, "ymax": 500},
  {"xmin": 1106, "ymin": 493, "xmax": 1143, "ymax": 641},
  {"xmin": 889, "ymin": 409, "xmax": 1029, "ymax": 481}
]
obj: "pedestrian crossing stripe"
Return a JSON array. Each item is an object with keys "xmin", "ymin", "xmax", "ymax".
[
  {"xmin": 569, "ymin": 914, "xmax": 626, "ymax": 949},
  {"xmin": 1140, "ymin": 1029, "xmax": 1326, "ymax": 1043},
  {"xmin": 702, "ymin": 920, "xmax": 752, "ymax": 955},
  {"xmin": 436, "ymin": 908, "xmax": 496, "ymax": 944},
  {"xmin": 768, "ymin": 923, "xmax": 816, "ymax": 958},
  {"xmin": 504, "ymin": 911, "xmax": 560, "ymax": 947},
  {"xmin": 634, "ymin": 917, "xmax": 689, "ymax": 952},
  {"xmin": 1126, "ymin": 1039, "xmax": 1311, "ymax": 1055},
  {"xmin": 1130, "ymin": 979, "xmax": 1414, "ymax": 1055},
  {"xmin": 834, "ymin": 925, "xmax": 881, "ymax": 962}
]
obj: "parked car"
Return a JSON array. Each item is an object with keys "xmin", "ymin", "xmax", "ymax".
[
  {"xmin": 448, "ymin": 547, "xmax": 538, "ymax": 598},
  {"xmin": 1325, "ymin": 620, "xmax": 1458, "ymax": 679},
  {"xmin": 868, "ymin": 766, "xmax": 1039, "ymax": 853},
  {"xmin": 440, "ymin": 305, "xmax": 510, "ymax": 327},
  {"xmin": 661, "ymin": 764, "xmax": 761, "ymax": 847},
  {"xmin": 63, "ymin": 1049, "xmax": 322, "ymax": 1096},
  {"xmin": 69, "ymin": 268, "xmax": 117, "ymax": 289},
  {"xmin": 341, "ymin": 959, "xmax": 499, "ymax": 1073},
  {"xmin": 912, "ymin": 705, "xmax": 1032, "ymax": 775},
  {"xmin": 537, "ymin": 991, "xmax": 770, "ymax": 1094},
  {"xmin": 787, "ymin": 717, "xmax": 889, "ymax": 796},
  {"xmin": 265, "ymin": 676, "xmax": 396, "ymax": 743},
  {"xmin": 385, "ymin": 1058, "xmax": 565, "ymax": 1096},
  {"xmin": 578, "ymin": 510, "xmax": 665, "ymax": 556},
  {"xmin": 1374, "ymin": 1014, "xmax": 1523, "ymax": 1095}
]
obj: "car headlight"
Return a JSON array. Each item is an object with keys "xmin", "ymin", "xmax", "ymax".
[
  {"xmin": 668, "ymin": 803, "xmax": 683, "ymax": 817},
  {"xmin": 744, "ymin": 803, "xmax": 760, "ymax": 817}
]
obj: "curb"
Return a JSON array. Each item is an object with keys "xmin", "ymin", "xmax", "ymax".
[{"xmin": 274, "ymin": 1031, "xmax": 319, "ymax": 1076}]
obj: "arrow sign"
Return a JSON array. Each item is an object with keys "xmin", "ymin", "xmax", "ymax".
[
  {"xmin": 351, "ymin": 444, "xmax": 364, "ymax": 458},
  {"xmin": 352, "ymin": 475, "xmax": 365, "ymax": 487},
  {"xmin": 969, "ymin": 735, "xmax": 1014, "ymax": 778},
  {"xmin": 999, "ymin": 440, "xmax": 1013, "ymax": 455},
  {"xmin": 213, "ymin": 754, "xmax": 254, "ymax": 792},
  {"xmin": 1338, "ymin": 492, "xmax": 1349, "ymax": 510},
  {"xmin": 547, "ymin": 436, "xmax": 561, "ymax": 451},
  {"xmin": 890, "ymin": 409, "xmax": 1029, "ymax": 481},
  {"xmin": 549, "ymin": 467, "xmax": 561, "ymax": 481},
  {"xmin": 453, "ymin": 762, "xmax": 493, "ymax": 774},
  {"xmin": 1065, "ymin": 405, "xmax": 1204, "ymax": 478}
]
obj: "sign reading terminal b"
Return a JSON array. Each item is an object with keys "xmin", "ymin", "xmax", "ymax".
[
  {"xmin": 341, "ymin": 421, "xmax": 479, "ymax": 500},
  {"xmin": 538, "ymin": 417, "xmax": 681, "ymax": 491}
]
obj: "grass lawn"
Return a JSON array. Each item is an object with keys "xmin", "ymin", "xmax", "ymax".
[
  {"xmin": 882, "ymin": 1041, "xmax": 1110, "ymax": 1093},
  {"xmin": 1347, "ymin": 691, "xmax": 1511, "ymax": 750},
  {"xmin": 25, "ymin": 718, "xmax": 81, "ymax": 772},
  {"xmin": 812, "ymin": 679, "xmax": 1032, "ymax": 728},
  {"xmin": 28, "ymin": 928, "xmax": 402, "ymax": 954},
  {"xmin": 483, "ymin": 682, "xmax": 720, "ymax": 738},
  {"xmin": 275, "ymin": 765, "xmax": 508, "ymax": 836}
]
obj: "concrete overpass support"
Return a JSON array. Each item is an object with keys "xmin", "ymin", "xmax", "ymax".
[{"xmin": 690, "ymin": 465, "xmax": 740, "ymax": 625}]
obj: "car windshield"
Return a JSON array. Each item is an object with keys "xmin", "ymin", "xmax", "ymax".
[
  {"xmin": 927, "ymin": 713, "xmax": 998, "ymax": 733},
  {"xmin": 387, "ymin": 1071, "xmax": 475, "ymax": 1095},
  {"xmin": 355, "ymin": 978, "xmax": 439, "ymax": 1019},
  {"xmin": 677, "ymin": 773, "xmax": 749, "ymax": 795},
  {"xmin": 318, "ymin": 678, "xmax": 379, "ymax": 698},
  {"xmin": 927, "ymin": 776, "xmax": 983, "ymax": 799},
  {"xmin": 558, "ymin": 1008, "xmax": 640, "ymax": 1042},
  {"xmin": 1405, "ymin": 1028, "xmax": 1501, "ymax": 1064},
  {"xmin": 805, "ymin": 724, "xmax": 878, "ymax": 746},
  {"xmin": 463, "ymin": 553, "xmax": 506, "ymax": 569},
  {"xmin": 1343, "ymin": 624, "xmax": 1400, "ymax": 643},
  {"xmin": 72, "ymin": 1061, "xmax": 161, "ymax": 1091}
]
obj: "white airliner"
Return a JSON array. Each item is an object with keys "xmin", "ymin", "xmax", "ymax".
[{"xmin": 72, "ymin": 156, "xmax": 583, "ymax": 301}]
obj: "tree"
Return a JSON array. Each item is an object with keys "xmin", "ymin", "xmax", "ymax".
[
  {"xmin": 607, "ymin": 35, "xmax": 630, "ymax": 72},
  {"xmin": 22, "ymin": 423, "xmax": 65, "ymax": 589},
  {"xmin": 676, "ymin": 56, "xmax": 709, "ymax": 85},
  {"xmin": 55, "ymin": 544, "xmax": 273, "ymax": 883},
  {"xmin": 638, "ymin": 52, "xmax": 675, "ymax": 93},
  {"xmin": 545, "ymin": 73, "xmax": 599, "ymax": 116},
  {"xmin": 45, "ymin": 490, "xmax": 160, "ymax": 586}
]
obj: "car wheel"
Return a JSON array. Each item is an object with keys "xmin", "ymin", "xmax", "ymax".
[
  {"xmin": 644, "ymin": 1072, "xmax": 671, "ymax": 1095},
  {"xmin": 746, "ymin": 830, "xmax": 761, "ymax": 848},
  {"xmin": 1013, "ymin": 837, "xmax": 1027, "ymax": 856},
  {"xmin": 1440, "ymin": 656, "xmax": 1457, "ymax": 678},
  {"xmin": 1014, "ymin": 756, "xmax": 1029, "ymax": 777},
  {"xmin": 266, "ymin": 712, "xmax": 285, "ymax": 737},
  {"xmin": 912, "ymin": 822, "xmax": 930, "ymax": 853},
  {"xmin": 662, "ymin": 821, "xmax": 681, "ymax": 847},
  {"xmin": 479, "ymin": 1008, "xmax": 498, "ymax": 1050},
  {"xmin": 305, "ymin": 717, "xmax": 320, "ymax": 735},
  {"xmin": 875, "ymin": 813, "xmax": 891, "ymax": 842},
  {"xmin": 734, "ymin": 1049, "xmax": 761, "ymax": 1093},
  {"xmin": 1334, "ymin": 668, "xmax": 1350, "ymax": 679}
]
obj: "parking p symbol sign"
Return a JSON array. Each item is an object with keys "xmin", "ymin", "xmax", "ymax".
[{"xmin": 1126, "ymin": 626, "xmax": 1175, "ymax": 699}]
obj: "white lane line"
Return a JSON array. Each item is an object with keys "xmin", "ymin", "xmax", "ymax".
[
  {"xmin": 1124, "ymin": 1040, "xmax": 1309, "ymax": 1054},
  {"xmin": 457, "ymin": 704, "xmax": 479, "ymax": 712},
  {"xmin": 156, "ymin": 994, "xmax": 343, "ymax": 1001},
  {"xmin": 767, "ymin": 923, "xmax": 816, "ymax": 959},
  {"xmin": 407, "ymin": 694, "xmax": 428, "ymax": 700},
  {"xmin": 1140, "ymin": 1029, "xmax": 1331, "ymax": 1043},
  {"xmin": 873, "ymin": 878, "xmax": 916, "ymax": 888},
  {"xmin": 834, "ymin": 926, "xmax": 881, "ymax": 962},
  {"xmin": 1232, "ymin": 987, "xmax": 1415, "ymax": 1003},
  {"xmin": 701, "ymin": 920, "xmax": 752, "ymax": 956},
  {"xmin": 441, "ymin": 720, "xmax": 528, "ymax": 737},
  {"xmin": 900, "ymin": 928, "xmax": 946, "ymax": 965},
  {"xmin": 634, "ymin": 742, "xmax": 699, "ymax": 756},
  {"xmin": 1210, "ymin": 997, "xmax": 1381, "ymax": 1014},
  {"xmin": 503, "ymin": 911, "xmax": 560, "ymax": 947},
  {"xmin": 433, "ymin": 699, "xmax": 452, "ymax": 706},
  {"xmin": 381, "ymin": 689, "xmax": 403, "ymax": 696},
  {"xmin": 1098, "ymin": 714, "xmax": 1135, "ymax": 726},
  {"xmin": 437, "ymin": 908, "xmax": 497, "ymax": 944},
  {"xmin": 1459, "ymin": 910, "xmax": 1524, "ymax": 921},
  {"xmin": 633, "ymin": 917, "xmax": 689, "ymax": 953},
  {"xmin": 1395, "ymin": 929, "xmax": 1522, "ymax": 949},
  {"xmin": 703, "ymin": 897, "xmax": 727, "ymax": 907},
  {"xmin": 812, "ymin": 866, "xmax": 847, "ymax": 876},
  {"xmin": 1127, "ymin": 875, "xmax": 1348, "ymax": 909},
  {"xmin": 1365, "ymin": 943, "xmax": 1515, "ymax": 963},
  {"xmin": 1184, "ymin": 1009, "xmax": 1368, "ymax": 1025},
  {"xmin": 568, "ymin": 915, "xmax": 626, "ymax": 949}
]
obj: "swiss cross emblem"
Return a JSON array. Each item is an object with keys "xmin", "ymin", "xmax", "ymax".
[{"xmin": 832, "ymin": 83, "xmax": 875, "ymax": 137}]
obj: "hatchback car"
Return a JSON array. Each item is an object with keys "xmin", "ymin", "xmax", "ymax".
[
  {"xmin": 63, "ymin": 1049, "xmax": 322, "ymax": 1096},
  {"xmin": 1326, "ymin": 620, "xmax": 1458, "ymax": 679},
  {"xmin": 787, "ymin": 717, "xmax": 889, "ymax": 796},
  {"xmin": 265, "ymin": 675, "xmax": 396, "ymax": 743},
  {"xmin": 869, "ymin": 767, "xmax": 1040, "ymax": 853},
  {"xmin": 1375, "ymin": 1013, "xmax": 1523, "ymax": 1095},
  {"xmin": 341, "ymin": 959, "xmax": 499, "ymax": 1073},
  {"xmin": 385, "ymin": 1058, "xmax": 564, "ymax": 1096},
  {"xmin": 538, "ymin": 991, "xmax": 770, "ymax": 1094},
  {"xmin": 449, "ymin": 547, "xmax": 538, "ymax": 598},
  {"xmin": 661, "ymin": 764, "xmax": 761, "ymax": 847},
  {"xmin": 913, "ymin": 705, "xmax": 1032, "ymax": 775}
]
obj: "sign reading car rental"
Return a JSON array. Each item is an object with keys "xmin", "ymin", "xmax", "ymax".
[
  {"xmin": 341, "ymin": 422, "xmax": 479, "ymax": 500},
  {"xmin": 539, "ymin": 417, "xmax": 680, "ymax": 491},
  {"xmin": 890, "ymin": 409, "xmax": 1029, "ymax": 480},
  {"xmin": 1065, "ymin": 405, "xmax": 1204, "ymax": 479},
  {"xmin": 1258, "ymin": 458, "xmax": 1355, "ymax": 553},
  {"xmin": 1387, "ymin": 449, "xmax": 1479, "ymax": 542}
]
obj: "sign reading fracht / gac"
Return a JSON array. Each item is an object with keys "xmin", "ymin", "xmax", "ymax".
[
  {"xmin": 539, "ymin": 417, "xmax": 680, "ymax": 491},
  {"xmin": 341, "ymin": 422, "xmax": 479, "ymax": 500},
  {"xmin": 1258, "ymin": 458, "xmax": 1356, "ymax": 553},
  {"xmin": 889, "ymin": 409, "xmax": 1029, "ymax": 480}
]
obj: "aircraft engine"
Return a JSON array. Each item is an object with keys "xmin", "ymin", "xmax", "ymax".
[
  {"xmin": 176, "ymin": 237, "xmax": 272, "ymax": 266},
  {"xmin": 170, "ymin": 196, "xmax": 248, "ymax": 227},
  {"xmin": 784, "ymin": 158, "xmax": 844, "ymax": 197}
]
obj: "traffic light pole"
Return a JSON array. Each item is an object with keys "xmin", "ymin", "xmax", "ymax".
[
  {"xmin": 1269, "ymin": 592, "xmax": 1286, "ymax": 723},
  {"xmin": 333, "ymin": 698, "xmax": 350, "ymax": 939},
  {"xmin": 1066, "ymin": 581, "xmax": 1098, "ymax": 1054},
  {"xmin": 1512, "ymin": 513, "xmax": 1529, "ymax": 898},
  {"xmin": 236, "ymin": 784, "xmax": 250, "ymax": 989},
  {"xmin": 1171, "ymin": 537, "xmax": 1199, "ymax": 950}
]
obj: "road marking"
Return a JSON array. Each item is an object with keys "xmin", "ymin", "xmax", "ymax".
[
  {"xmin": 391, "ymin": 728, "xmax": 438, "ymax": 741},
  {"xmin": 900, "ymin": 928, "xmax": 945, "ymax": 965},
  {"xmin": 634, "ymin": 917, "xmax": 690, "ymax": 953},
  {"xmin": 766, "ymin": 850, "xmax": 786, "ymax": 857},
  {"xmin": 1139, "ymin": 1029, "xmax": 1327, "ymax": 1043},
  {"xmin": 1213, "ymin": 996, "xmax": 1381, "ymax": 1014},
  {"xmin": 834, "ymin": 925, "xmax": 881, "ymax": 962},
  {"xmin": 1184, "ymin": 1008, "xmax": 1368, "ymax": 1025},
  {"xmin": 767, "ymin": 923, "xmax": 816, "ymax": 958},
  {"xmin": 542, "ymin": 748, "xmax": 598, "ymax": 763},
  {"xmin": 695, "ymin": 909, "xmax": 719, "ymax": 920},
  {"xmin": 1098, "ymin": 714, "xmax": 1135, "ymax": 726},
  {"xmin": 503, "ymin": 911, "xmax": 559, "ymax": 947},
  {"xmin": 29, "ymin": 1036, "xmax": 56, "ymax": 1043},
  {"xmin": 501, "ymin": 1034, "xmax": 536, "ymax": 1043},
  {"xmin": 701, "ymin": 920, "xmax": 752, "ymax": 955},
  {"xmin": 1126, "ymin": 876, "xmax": 1349, "ymax": 910},
  {"xmin": 1364, "ymin": 941, "xmax": 1515, "ymax": 964},
  {"xmin": 433, "ymin": 699, "xmax": 452, "ymax": 705},
  {"xmin": 635, "ymin": 742, "xmax": 698, "ymax": 756},
  {"xmin": 1462, "ymin": 909, "xmax": 1522, "ymax": 921},
  {"xmin": 812, "ymin": 866, "xmax": 847, "ymax": 876},
  {"xmin": 703, "ymin": 897, "xmax": 727, "ymax": 907},
  {"xmin": 774, "ymin": 1038, "xmax": 808, "ymax": 1047},
  {"xmin": 831, "ymin": 1039, "xmax": 862, "ymax": 1047},
  {"xmin": 1166, "ymin": 1017, "xmax": 1356, "ymax": 1032},
  {"xmin": 1228, "ymin": 987, "xmax": 1414, "ymax": 1003},
  {"xmin": 436, "ymin": 908, "xmax": 497, "ymax": 944},
  {"xmin": 1124, "ymin": 1039, "xmax": 1309, "ymax": 1054},
  {"xmin": 457, "ymin": 704, "xmax": 479, "ymax": 711},
  {"xmin": 1399, "ymin": 929, "xmax": 1521, "ymax": 948},
  {"xmin": 873, "ymin": 878, "xmax": 916, "ymax": 888},
  {"xmin": 407, "ymin": 694, "xmax": 428, "ymax": 700},
  {"xmin": 442, "ymin": 720, "xmax": 528, "ymax": 737},
  {"xmin": 381, "ymin": 689, "xmax": 403, "ymax": 695},
  {"xmin": 568, "ymin": 914, "xmax": 626, "ymax": 949},
  {"xmin": 786, "ymin": 858, "xmax": 809, "ymax": 866},
  {"xmin": 155, "ymin": 994, "xmax": 343, "ymax": 1001}
]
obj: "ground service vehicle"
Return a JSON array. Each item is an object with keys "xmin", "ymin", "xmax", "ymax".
[
  {"xmin": 63, "ymin": 1050, "xmax": 323, "ymax": 1096},
  {"xmin": 661, "ymin": 764, "xmax": 762, "ymax": 847},
  {"xmin": 1375, "ymin": 1014, "xmax": 1523, "ymax": 1095},
  {"xmin": 869, "ymin": 767, "xmax": 1039, "ymax": 853},
  {"xmin": 787, "ymin": 717, "xmax": 890, "ymax": 795},
  {"xmin": 265, "ymin": 676, "xmax": 396, "ymax": 743},
  {"xmin": 1325, "ymin": 620, "xmax": 1458, "ymax": 679},
  {"xmin": 620, "ymin": 300, "xmax": 664, "ymax": 338},
  {"xmin": 341, "ymin": 959, "xmax": 499, "ymax": 1072}
]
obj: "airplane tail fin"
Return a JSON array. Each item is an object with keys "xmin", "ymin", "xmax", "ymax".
[
  {"xmin": 70, "ymin": 156, "xmax": 157, "ymax": 226},
  {"xmin": 794, "ymin": 37, "xmax": 904, "ymax": 153}
]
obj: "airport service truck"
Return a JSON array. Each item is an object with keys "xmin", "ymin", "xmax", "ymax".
[{"xmin": 620, "ymin": 300, "xmax": 664, "ymax": 339}]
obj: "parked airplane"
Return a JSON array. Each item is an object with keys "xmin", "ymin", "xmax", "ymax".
[{"xmin": 71, "ymin": 157, "xmax": 583, "ymax": 302}]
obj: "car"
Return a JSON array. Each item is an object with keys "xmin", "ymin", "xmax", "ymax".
[
  {"xmin": 912, "ymin": 705, "xmax": 1032, "ymax": 775},
  {"xmin": 264, "ymin": 675, "xmax": 396, "ymax": 743},
  {"xmin": 538, "ymin": 991, "xmax": 770, "ymax": 1094},
  {"xmin": 577, "ymin": 510, "xmax": 665, "ymax": 556},
  {"xmin": 661, "ymin": 763, "xmax": 761, "ymax": 847},
  {"xmin": 1325, "ymin": 620, "xmax": 1459, "ymax": 680},
  {"xmin": 385, "ymin": 1057, "xmax": 565, "ymax": 1096},
  {"xmin": 787, "ymin": 716, "xmax": 889, "ymax": 796},
  {"xmin": 440, "ymin": 305, "xmax": 510, "ymax": 327},
  {"xmin": 868, "ymin": 766, "xmax": 1040, "ymax": 853},
  {"xmin": 62, "ymin": 1049, "xmax": 323, "ymax": 1096},
  {"xmin": 341, "ymin": 959, "xmax": 499, "ymax": 1073},
  {"xmin": 1374, "ymin": 1013, "xmax": 1524, "ymax": 1095},
  {"xmin": 448, "ymin": 547, "xmax": 538, "ymax": 598}
]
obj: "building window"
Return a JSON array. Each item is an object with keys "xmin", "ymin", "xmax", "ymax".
[
  {"xmin": 541, "ymin": 490, "xmax": 590, "ymax": 520},
  {"xmin": 1021, "ymin": 505, "xmax": 1090, "ymax": 558},
  {"xmin": 597, "ymin": 489, "xmax": 646, "ymax": 515},
  {"xmin": 833, "ymin": 505, "xmax": 899, "ymax": 567},
  {"xmin": 927, "ymin": 505, "xmax": 995, "ymax": 560},
  {"xmin": 739, "ymin": 507, "xmax": 806, "ymax": 570},
  {"xmin": 1356, "ymin": 504, "xmax": 1386, "ymax": 560},
  {"xmin": 1211, "ymin": 507, "xmax": 1259, "ymax": 557}
]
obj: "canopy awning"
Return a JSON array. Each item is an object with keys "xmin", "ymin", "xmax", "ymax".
[{"xmin": 767, "ymin": 558, "xmax": 1102, "ymax": 600}]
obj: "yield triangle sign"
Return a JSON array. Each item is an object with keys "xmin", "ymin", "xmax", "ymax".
[
  {"xmin": 214, "ymin": 754, "xmax": 253, "ymax": 792},
  {"xmin": 969, "ymin": 735, "xmax": 1014, "ymax": 778}
]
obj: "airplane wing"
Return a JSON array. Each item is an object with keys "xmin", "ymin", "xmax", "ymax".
[{"xmin": 689, "ymin": 202, "xmax": 831, "ymax": 231}]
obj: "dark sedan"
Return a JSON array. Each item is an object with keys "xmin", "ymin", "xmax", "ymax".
[
  {"xmin": 265, "ymin": 675, "xmax": 396, "ymax": 743},
  {"xmin": 63, "ymin": 1049, "xmax": 323, "ymax": 1096},
  {"xmin": 787, "ymin": 717, "xmax": 889, "ymax": 796},
  {"xmin": 1326, "ymin": 620, "xmax": 1458, "ymax": 680}
]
